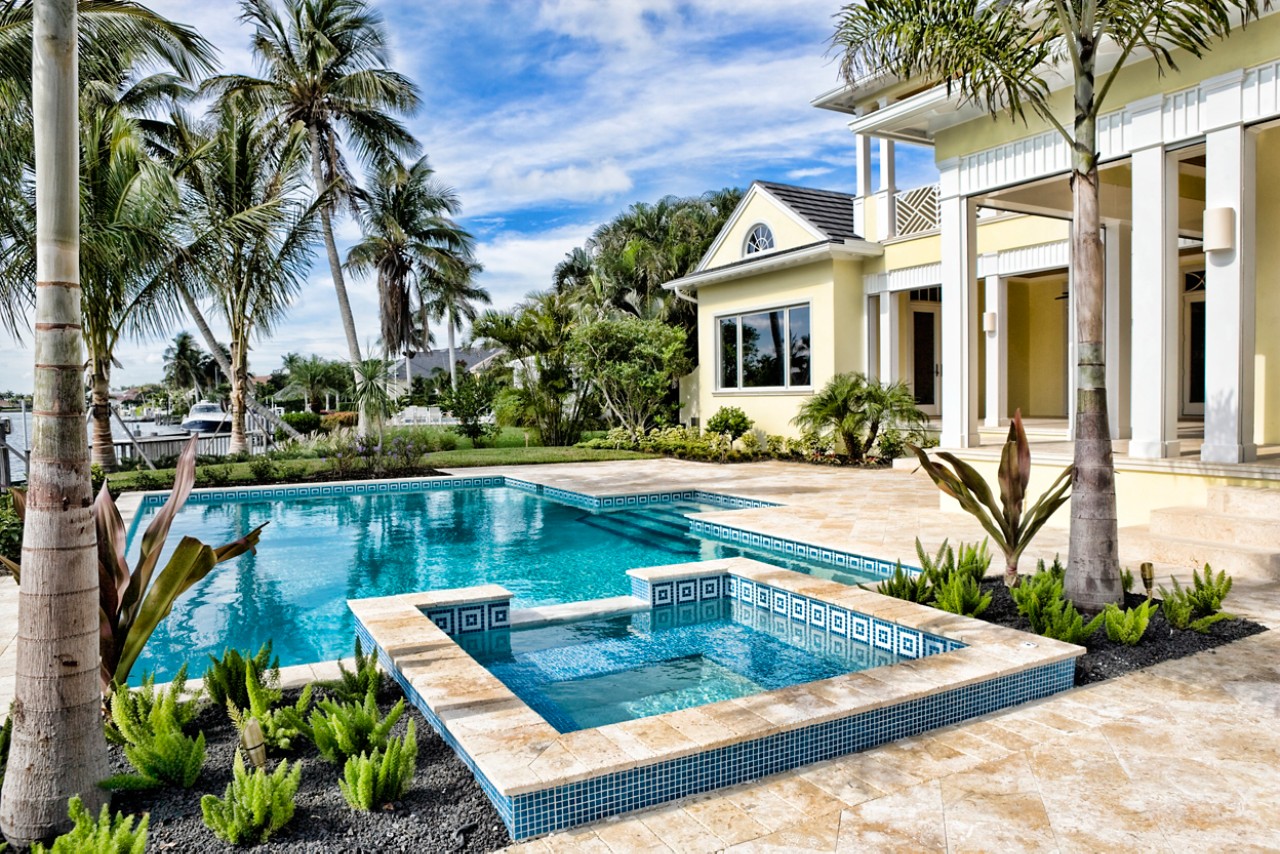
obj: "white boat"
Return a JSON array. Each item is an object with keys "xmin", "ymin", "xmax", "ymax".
[{"xmin": 180, "ymin": 401, "xmax": 231, "ymax": 434}]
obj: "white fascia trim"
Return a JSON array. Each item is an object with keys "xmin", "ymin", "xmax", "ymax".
[
  {"xmin": 669, "ymin": 240, "xmax": 883, "ymax": 292},
  {"xmin": 694, "ymin": 183, "xmax": 832, "ymax": 274}
]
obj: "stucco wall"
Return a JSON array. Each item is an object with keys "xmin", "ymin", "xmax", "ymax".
[{"xmin": 1006, "ymin": 276, "xmax": 1068, "ymax": 418}]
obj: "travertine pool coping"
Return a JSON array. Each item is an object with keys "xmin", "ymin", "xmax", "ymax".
[{"xmin": 350, "ymin": 556, "xmax": 1083, "ymax": 838}]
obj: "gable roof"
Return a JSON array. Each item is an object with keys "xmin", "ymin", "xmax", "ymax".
[
  {"xmin": 755, "ymin": 181, "xmax": 859, "ymax": 242},
  {"xmin": 394, "ymin": 347, "xmax": 503, "ymax": 382}
]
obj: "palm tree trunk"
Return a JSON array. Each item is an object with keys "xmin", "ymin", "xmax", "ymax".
[
  {"xmin": 89, "ymin": 355, "xmax": 117, "ymax": 471},
  {"xmin": 228, "ymin": 339, "xmax": 249, "ymax": 455},
  {"xmin": 309, "ymin": 130, "xmax": 366, "ymax": 429},
  {"xmin": 1064, "ymin": 68, "xmax": 1123, "ymax": 612},
  {"xmin": 0, "ymin": 0, "xmax": 111, "ymax": 844},
  {"xmin": 176, "ymin": 283, "xmax": 300, "ymax": 440},
  {"xmin": 447, "ymin": 311, "xmax": 458, "ymax": 390}
]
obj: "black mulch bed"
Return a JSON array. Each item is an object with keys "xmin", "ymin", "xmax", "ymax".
[
  {"xmin": 108, "ymin": 682, "xmax": 510, "ymax": 853},
  {"xmin": 976, "ymin": 580, "xmax": 1268, "ymax": 685}
]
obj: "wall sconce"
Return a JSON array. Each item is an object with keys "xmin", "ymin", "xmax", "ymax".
[
  {"xmin": 1203, "ymin": 206, "xmax": 1235, "ymax": 253},
  {"xmin": 982, "ymin": 311, "xmax": 997, "ymax": 333}
]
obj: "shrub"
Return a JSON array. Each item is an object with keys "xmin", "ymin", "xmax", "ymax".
[
  {"xmin": 706, "ymin": 407, "xmax": 753, "ymax": 441},
  {"xmin": 0, "ymin": 492, "xmax": 21, "ymax": 567},
  {"xmin": 103, "ymin": 665, "xmax": 206, "ymax": 791},
  {"xmin": 739, "ymin": 430, "xmax": 762, "ymax": 455},
  {"xmin": 1119, "ymin": 566, "xmax": 1135, "ymax": 594},
  {"xmin": 201, "ymin": 752, "xmax": 301, "ymax": 846},
  {"xmin": 32, "ymin": 797, "xmax": 147, "ymax": 854},
  {"xmin": 248, "ymin": 456, "xmax": 277, "ymax": 482},
  {"xmin": 320, "ymin": 637, "xmax": 384, "ymax": 704},
  {"xmin": 338, "ymin": 720, "xmax": 417, "ymax": 811},
  {"xmin": 876, "ymin": 427, "xmax": 907, "ymax": 460},
  {"xmin": 1102, "ymin": 599, "xmax": 1158, "ymax": 645},
  {"xmin": 792, "ymin": 373, "xmax": 926, "ymax": 461},
  {"xmin": 1010, "ymin": 560, "xmax": 1103, "ymax": 644},
  {"xmin": 875, "ymin": 563, "xmax": 933, "ymax": 604},
  {"xmin": 321, "ymin": 411, "xmax": 358, "ymax": 431},
  {"xmin": 105, "ymin": 664, "xmax": 201, "ymax": 744},
  {"xmin": 440, "ymin": 374, "xmax": 501, "ymax": 446},
  {"xmin": 1158, "ymin": 565, "xmax": 1236, "ymax": 632},
  {"xmin": 197, "ymin": 465, "xmax": 232, "ymax": 487},
  {"xmin": 765, "ymin": 434, "xmax": 786, "ymax": 456},
  {"xmin": 933, "ymin": 572, "xmax": 991, "ymax": 617},
  {"xmin": 916, "ymin": 539, "xmax": 990, "ymax": 588},
  {"xmin": 227, "ymin": 662, "xmax": 313, "ymax": 752},
  {"xmin": 281, "ymin": 411, "xmax": 321, "ymax": 434},
  {"xmin": 0, "ymin": 706, "xmax": 11, "ymax": 790},
  {"xmin": 206, "ymin": 644, "xmax": 279, "ymax": 713},
  {"xmin": 311, "ymin": 692, "xmax": 405, "ymax": 765}
]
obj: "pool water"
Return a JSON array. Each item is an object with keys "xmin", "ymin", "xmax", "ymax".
[
  {"xmin": 464, "ymin": 599, "xmax": 899, "ymax": 732},
  {"xmin": 128, "ymin": 487, "xmax": 877, "ymax": 681}
]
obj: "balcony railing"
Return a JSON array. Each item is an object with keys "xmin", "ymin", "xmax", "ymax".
[{"xmin": 893, "ymin": 183, "xmax": 940, "ymax": 237}]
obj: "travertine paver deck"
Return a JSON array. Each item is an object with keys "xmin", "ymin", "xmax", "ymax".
[{"xmin": 2, "ymin": 460, "xmax": 1277, "ymax": 852}]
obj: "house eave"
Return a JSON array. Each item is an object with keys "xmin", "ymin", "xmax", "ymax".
[{"xmin": 665, "ymin": 240, "xmax": 883, "ymax": 293}]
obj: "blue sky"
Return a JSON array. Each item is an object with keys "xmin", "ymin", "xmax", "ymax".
[{"xmin": 0, "ymin": 0, "xmax": 936, "ymax": 392}]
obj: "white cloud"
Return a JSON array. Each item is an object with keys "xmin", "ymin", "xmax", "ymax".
[
  {"xmin": 472, "ymin": 222, "xmax": 600, "ymax": 308},
  {"xmin": 486, "ymin": 160, "xmax": 633, "ymax": 206},
  {"xmin": 787, "ymin": 166, "xmax": 835, "ymax": 180}
]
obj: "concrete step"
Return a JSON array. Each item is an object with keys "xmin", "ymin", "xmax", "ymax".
[
  {"xmin": 1149, "ymin": 505, "xmax": 1280, "ymax": 550},
  {"xmin": 1120, "ymin": 526, "xmax": 1280, "ymax": 581},
  {"xmin": 1207, "ymin": 486, "xmax": 1280, "ymax": 520}
]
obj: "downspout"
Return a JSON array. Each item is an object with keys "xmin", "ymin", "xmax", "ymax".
[{"xmin": 672, "ymin": 285, "xmax": 698, "ymax": 305}]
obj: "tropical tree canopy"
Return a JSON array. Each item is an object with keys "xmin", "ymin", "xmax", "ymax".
[
  {"xmin": 791, "ymin": 373, "xmax": 927, "ymax": 462},
  {"xmin": 833, "ymin": 0, "xmax": 1264, "ymax": 611}
]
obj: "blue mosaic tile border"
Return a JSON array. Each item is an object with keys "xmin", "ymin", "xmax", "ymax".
[
  {"xmin": 421, "ymin": 598, "xmax": 510, "ymax": 635},
  {"xmin": 360, "ymin": 607, "xmax": 1074, "ymax": 841},
  {"xmin": 689, "ymin": 519, "xmax": 910, "ymax": 579},
  {"xmin": 631, "ymin": 573, "xmax": 961, "ymax": 660},
  {"xmin": 139, "ymin": 474, "xmax": 507, "ymax": 508}
]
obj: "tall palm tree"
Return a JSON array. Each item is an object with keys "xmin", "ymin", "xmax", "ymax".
[
  {"xmin": 163, "ymin": 330, "xmax": 206, "ymax": 398},
  {"xmin": 0, "ymin": 1, "xmax": 108, "ymax": 844},
  {"xmin": 172, "ymin": 99, "xmax": 317, "ymax": 454},
  {"xmin": 212, "ymin": 0, "xmax": 421, "ymax": 431},
  {"xmin": 345, "ymin": 154, "xmax": 473, "ymax": 374},
  {"xmin": 277, "ymin": 352, "xmax": 346, "ymax": 412},
  {"xmin": 834, "ymin": 0, "xmax": 1263, "ymax": 610},
  {"xmin": 427, "ymin": 260, "xmax": 489, "ymax": 390}
]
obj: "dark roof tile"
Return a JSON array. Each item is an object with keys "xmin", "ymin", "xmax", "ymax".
[{"xmin": 756, "ymin": 181, "xmax": 860, "ymax": 241}]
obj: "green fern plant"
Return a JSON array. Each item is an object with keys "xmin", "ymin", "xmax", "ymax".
[
  {"xmin": 1011, "ymin": 565, "xmax": 1103, "ymax": 644},
  {"xmin": 1119, "ymin": 566, "xmax": 1135, "ymax": 595},
  {"xmin": 1102, "ymin": 600, "xmax": 1158, "ymax": 646},
  {"xmin": 319, "ymin": 637, "xmax": 384, "ymax": 704},
  {"xmin": 201, "ymin": 752, "xmax": 301, "ymax": 846},
  {"xmin": 227, "ymin": 662, "xmax": 312, "ymax": 752},
  {"xmin": 31, "ymin": 796, "xmax": 148, "ymax": 854},
  {"xmin": 105, "ymin": 664, "xmax": 201, "ymax": 746},
  {"xmin": 339, "ymin": 720, "xmax": 418, "ymax": 811},
  {"xmin": 205, "ymin": 643, "xmax": 279, "ymax": 713},
  {"xmin": 1042, "ymin": 600, "xmax": 1105, "ymax": 645},
  {"xmin": 1186, "ymin": 564, "xmax": 1233, "ymax": 615},
  {"xmin": 1160, "ymin": 589, "xmax": 1195, "ymax": 630},
  {"xmin": 0, "ymin": 708, "xmax": 12, "ymax": 791},
  {"xmin": 932, "ymin": 572, "xmax": 991, "ymax": 617},
  {"xmin": 311, "ymin": 690, "xmax": 405, "ymax": 765},
  {"xmin": 1158, "ymin": 565, "xmax": 1237, "ymax": 632},
  {"xmin": 103, "ymin": 728, "xmax": 207, "ymax": 791},
  {"xmin": 874, "ymin": 562, "xmax": 934, "ymax": 604}
]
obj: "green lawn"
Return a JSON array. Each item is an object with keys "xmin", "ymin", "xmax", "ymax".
[{"xmin": 104, "ymin": 445, "xmax": 654, "ymax": 492}]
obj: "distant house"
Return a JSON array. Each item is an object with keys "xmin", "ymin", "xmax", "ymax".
[{"xmin": 390, "ymin": 347, "xmax": 504, "ymax": 395}]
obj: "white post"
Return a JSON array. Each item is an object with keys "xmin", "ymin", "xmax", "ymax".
[
  {"xmin": 879, "ymin": 290, "xmax": 899, "ymax": 384},
  {"xmin": 983, "ymin": 272, "xmax": 1007, "ymax": 428},
  {"xmin": 1201, "ymin": 123, "xmax": 1258, "ymax": 463},
  {"xmin": 879, "ymin": 136, "xmax": 897, "ymax": 239},
  {"xmin": 866, "ymin": 295, "xmax": 881, "ymax": 380},
  {"xmin": 940, "ymin": 184, "xmax": 980, "ymax": 448},
  {"xmin": 855, "ymin": 133, "xmax": 873, "ymax": 198},
  {"xmin": 1129, "ymin": 143, "xmax": 1181, "ymax": 459},
  {"xmin": 1104, "ymin": 222, "xmax": 1132, "ymax": 440}
]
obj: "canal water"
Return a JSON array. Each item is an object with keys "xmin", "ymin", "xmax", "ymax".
[{"xmin": 2, "ymin": 410, "xmax": 185, "ymax": 482}]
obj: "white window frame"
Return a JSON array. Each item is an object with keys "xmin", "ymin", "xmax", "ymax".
[
  {"xmin": 715, "ymin": 302, "xmax": 812, "ymax": 393},
  {"xmin": 742, "ymin": 222, "xmax": 775, "ymax": 256}
]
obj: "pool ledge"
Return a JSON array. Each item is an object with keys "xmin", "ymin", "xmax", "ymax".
[{"xmin": 350, "ymin": 557, "xmax": 1083, "ymax": 839}]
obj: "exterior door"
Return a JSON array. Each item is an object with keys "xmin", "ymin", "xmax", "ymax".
[
  {"xmin": 1182, "ymin": 291, "xmax": 1206, "ymax": 417},
  {"xmin": 910, "ymin": 306, "xmax": 941, "ymax": 416}
]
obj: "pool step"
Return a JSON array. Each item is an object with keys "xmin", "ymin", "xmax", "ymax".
[
  {"xmin": 576, "ymin": 512, "xmax": 697, "ymax": 552},
  {"xmin": 1206, "ymin": 485, "xmax": 1280, "ymax": 519}
]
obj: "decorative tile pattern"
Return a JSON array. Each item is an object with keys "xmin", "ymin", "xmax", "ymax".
[
  {"xmin": 421, "ymin": 597, "xmax": 511, "ymax": 636},
  {"xmin": 688, "ymin": 519, "xmax": 908, "ymax": 579},
  {"xmin": 141, "ymin": 475, "xmax": 507, "ymax": 508}
]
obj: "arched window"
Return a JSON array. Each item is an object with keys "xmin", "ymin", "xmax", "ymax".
[{"xmin": 744, "ymin": 223, "xmax": 774, "ymax": 255}]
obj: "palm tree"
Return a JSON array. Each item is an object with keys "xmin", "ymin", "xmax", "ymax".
[
  {"xmin": 834, "ymin": 0, "xmax": 1264, "ymax": 611},
  {"xmin": 172, "ymin": 99, "xmax": 317, "ymax": 454},
  {"xmin": 792, "ymin": 373, "xmax": 926, "ymax": 463},
  {"xmin": 277, "ymin": 352, "xmax": 347, "ymax": 412},
  {"xmin": 213, "ymin": 0, "xmax": 421, "ymax": 431},
  {"xmin": 0, "ymin": 1, "xmax": 109, "ymax": 844},
  {"xmin": 427, "ymin": 260, "xmax": 489, "ymax": 390},
  {"xmin": 163, "ymin": 330, "xmax": 206, "ymax": 399},
  {"xmin": 345, "ymin": 154, "xmax": 473, "ymax": 375}
]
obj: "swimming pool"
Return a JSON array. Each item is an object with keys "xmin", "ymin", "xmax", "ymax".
[
  {"xmin": 127, "ymin": 483, "xmax": 880, "ymax": 681},
  {"xmin": 463, "ymin": 599, "xmax": 900, "ymax": 732}
]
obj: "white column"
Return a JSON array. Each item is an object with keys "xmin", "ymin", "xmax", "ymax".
[
  {"xmin": 1129, "ymin": 144, "xmax": 1181, "ymax": 459},
  {"xmin": 879, "ymin": 290, "xmax": 899, "ymax": 384},
  {"xmin": 984, "ymin": 272, "xmax": 1007, "ymax": 428},
  {"xmin": 1201, "ymin": 124, "xmax": 1258, "ymax": 463},
  {"xmin": 940, "ymin": 191, "xmax": 980, "ymax": 448},
  {"xmin": 1104, "ymin": 222, "xmax": 1132, "ymax": 440},
  {"xmin": 866, "ymin": 295, "xmax": 881, "ymax": 380},
  {"xmin": 855, "ymin": 133, "xmax": 873, "ymax": 198},
  {"xmin": 879, "ymin": 137, "xmax": 897, "ymax": 238}
]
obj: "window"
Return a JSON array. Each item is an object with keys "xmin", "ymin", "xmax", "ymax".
[
  {"xmin": 744, "ymin": 223, "xmax": 774, "ymax": 255},
  {"xmin": 717, "ymin": 304, "xmax": 811, "ymax": 390}
]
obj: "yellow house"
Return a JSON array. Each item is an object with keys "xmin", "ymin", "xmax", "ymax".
[{"xmin": 667, "ymin": 12, "xmax": 1280, "ymax": 570}]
